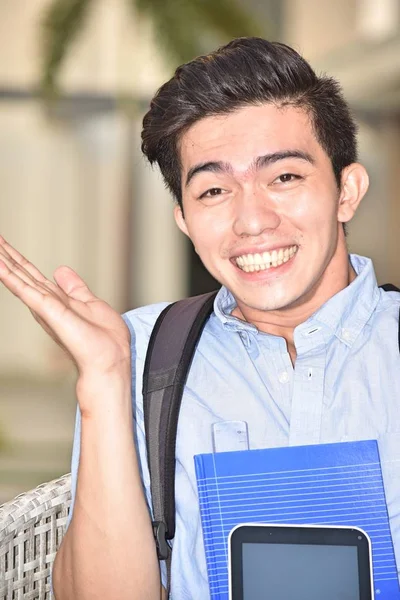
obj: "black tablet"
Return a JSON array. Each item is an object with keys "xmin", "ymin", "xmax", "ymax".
[{"xmin": 228, "ymin": 523, "xmax": 374, "ymax": 600}]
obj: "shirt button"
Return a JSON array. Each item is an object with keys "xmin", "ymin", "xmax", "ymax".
[
  {"xmin": 278, "ymin": 371, "xmax": 289, "ymax": 383},
  {"xmin": 342, "ymin": 328, "xmax": 351, "ymax": 341}
]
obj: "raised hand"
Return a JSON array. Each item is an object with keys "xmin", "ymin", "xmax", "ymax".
[{"xmin": 0, "ymin": 236, "xmax": 131, "ymax": 410}]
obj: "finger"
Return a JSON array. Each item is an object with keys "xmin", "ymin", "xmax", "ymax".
[
  {"xmin": 29, "ymin": 308, "xmax": 70, "ymax": 354},
  {"xmin": 0, "ymin": 260, "xmax": 65, "ymax": 321},
  {"xmin": 0, "ymin": 236, "xmax": 47, "ymax": 283},
  {"xmin": 0, "ymin": 259, "xmax": 46, "ymax": 306},
  {"xmin": 0, "ymin": 239, "xmax": 69, "ymax": 302},
  {"xmin": 0, "ymin": 252, "xmax": 41, "ymax": 289},
  {"xmin": 54, "ymin": 266, "xmax": 96, "ymax": 302},
  {"xmin": 1, "ymin": 258, "xmax": 103, "ymax": 374},
  {"xmin": 0, "ymin": 250, "xmax": 66, "ymax": 303},
  {"xmin": 0, "ymin": 259, "xmax": 90, "ymax": 351}
]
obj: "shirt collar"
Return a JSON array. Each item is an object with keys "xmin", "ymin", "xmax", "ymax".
[
  {"xmin": 299, "ymin": 254, "xmax": 380, "ymax": 347},
  {"xmin": 213, "ymin": 254, "xmax": 380, "ymax": 347},
  {"xmin": 214, "ymin": 286, "xmax": 258, "ymax": 333}
]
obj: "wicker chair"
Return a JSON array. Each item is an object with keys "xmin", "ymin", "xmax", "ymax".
[{"xmin": 0, "ymin": 474, "xmax": 71, "ymax": 600}]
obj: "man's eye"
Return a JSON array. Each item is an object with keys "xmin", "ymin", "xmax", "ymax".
[
  {"xmin": 200, "ymin": 187, "xmax": 223, "ymax": 199},
  {"xmin": 275, "ymin": 173, "xmax": 300, "ymax": 184}
]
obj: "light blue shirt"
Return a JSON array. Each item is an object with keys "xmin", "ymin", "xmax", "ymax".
[{"xmin": 69, "ymin": 254, "xmax": 400, "ymax": 599}]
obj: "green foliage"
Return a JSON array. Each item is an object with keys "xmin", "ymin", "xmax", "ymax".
[
  {"xmin": 40, "ymin": 0, "xmax": 264, "ymax": 96},
  {"xmin": 132, "ymin": 0, "xmax": 264, "ymax": 65},
  {"xmin": 41, "ymin": 0, "xmax": 94, "ymax": 96}
]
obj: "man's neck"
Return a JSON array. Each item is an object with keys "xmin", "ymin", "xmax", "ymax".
[{"xmin": 232, "ymin": 256, "xmax": 357, "ymax": 365}]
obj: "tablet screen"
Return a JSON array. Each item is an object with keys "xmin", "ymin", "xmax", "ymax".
[
  {"xmin": 229, "ymin": 524, "xmax": 373, "ymax": 600},
  {"xmin": 242, "ymin": 542, "xmax": 359, "ymax": 600}
]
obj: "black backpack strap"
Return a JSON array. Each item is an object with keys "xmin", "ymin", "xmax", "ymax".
[
  {"xmin": 380, "ymin": 283, "xmax": 400, "ymax": 292},
  {"xmin": 142, "ymin": 291, "xmax": 217, "ymax": 565},
  {"xmin": 380, "ymin": 283, "xmax": 400, "ymax": 353}
]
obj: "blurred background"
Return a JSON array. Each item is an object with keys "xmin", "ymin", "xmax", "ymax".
[{"xmin": 1, "ymin": 0, "xmax": 400, "ymax": 504}]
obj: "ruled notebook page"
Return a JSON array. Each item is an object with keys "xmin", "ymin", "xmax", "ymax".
[{"xmin": 194, "ymin": 439, "xmax": 400, "ymax": 600}]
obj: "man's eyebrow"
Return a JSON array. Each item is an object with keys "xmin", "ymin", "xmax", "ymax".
[
  {"xmin": 255, "ymin": 150, "xmax": 315, "ymax": 169},
  {"xmin": 185, "ymin": 150, "xmax": 315, "ymax": 187},
  {"xmin": 185, "ymin": 161, "xmax": 232, "ymax": 187}
]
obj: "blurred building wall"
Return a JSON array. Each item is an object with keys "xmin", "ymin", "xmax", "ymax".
[
  {"xmin": 0, "ymin": 0, "xmax": 192, "ymax": 502},
  {"xmin": 0, "ymin": 0, "xmax": 188, "ymax": 378}
]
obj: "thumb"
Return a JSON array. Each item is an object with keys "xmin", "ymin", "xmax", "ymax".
[{"xmin": 54, "ymin": 266, "xmax": 95, "ymax": 302}]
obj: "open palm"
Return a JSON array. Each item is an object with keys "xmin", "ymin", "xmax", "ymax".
[{"xmin": 0, "ymin": 236, "xmax": 130, "ymax": 383}]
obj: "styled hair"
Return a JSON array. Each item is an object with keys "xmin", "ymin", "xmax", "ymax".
[{"xmin": 141, "ymin": 37, "xmax": 358, "ymax": 208}]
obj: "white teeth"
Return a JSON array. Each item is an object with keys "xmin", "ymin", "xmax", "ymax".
[
  {"xmin": 283, "ymin": 248, "xmax": 289, "ymax": 262},
  {"xmin": 235, "ymin": 245, "xmax": 297, "ymax": 273},
  {"xmin": 263, "ymin": 253, "xmax": 270, "ymax": 263}
]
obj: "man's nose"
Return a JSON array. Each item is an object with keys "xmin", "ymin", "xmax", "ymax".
[{"xmin": 232, "ymin": 191, "xmax": 281, "ymax": 237}]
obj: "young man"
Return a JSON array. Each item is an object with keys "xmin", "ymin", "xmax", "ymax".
[{"xmin": 0, "ymin": 37, "xmax": 399, "ymax": 599}]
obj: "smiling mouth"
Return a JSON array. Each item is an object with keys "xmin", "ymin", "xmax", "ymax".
[{"xmin": 235, "ymin": 245, "xmax": 298, "ymax": 272}]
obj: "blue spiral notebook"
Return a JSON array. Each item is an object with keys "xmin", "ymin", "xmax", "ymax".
[{"xmin": 194, "ymin": 440, "xmax": 399, "ymax": 599}]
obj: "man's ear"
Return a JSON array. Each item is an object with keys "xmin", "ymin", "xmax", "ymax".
[
  {"xmin": 337, "ymin": 163, "xmax": 369, "ymax": 223},
  {"xmin": 174, "ymin": 204, "xmax": 190, "ymax": 237}
]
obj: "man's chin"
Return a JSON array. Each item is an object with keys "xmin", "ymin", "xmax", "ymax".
[{"xmin": 235, "ymin": 290, "xmax": 299, "ymax": 314}]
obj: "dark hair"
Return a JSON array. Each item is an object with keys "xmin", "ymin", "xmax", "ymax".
[{"xmin": 141, "ymin": 37, "xmax": 358, "ymax": 208}]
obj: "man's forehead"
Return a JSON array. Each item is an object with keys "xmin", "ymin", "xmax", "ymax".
[{"xmin": 179, "ymin": 104, "xmax": 318, "ymax": 170}]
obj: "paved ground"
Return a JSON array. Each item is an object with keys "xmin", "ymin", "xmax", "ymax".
[{"xmin": 0, "ymin": 376, "xmax": 77, "ymax": 504}]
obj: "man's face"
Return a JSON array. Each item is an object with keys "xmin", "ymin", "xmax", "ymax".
[{"xmin": 175, "ymin": 104, "xmax": 359, "ymax": 314}]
